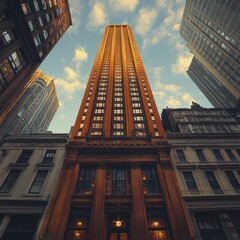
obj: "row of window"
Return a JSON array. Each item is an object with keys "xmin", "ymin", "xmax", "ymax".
[
  {"xmin": 183, "ymin": 170, "xmax": 240, "ymax": 192},
  {"xmin": 75, "ymin": 166, "xmax": 160, "ymax": 195},
  {"xmin": 0, "ymin": 169, "xmax": 48, "ymax": 194},
  {"xmin": 0, "ymin": 50, "xmax": 26, "ymax": 92},
  {"xmin": 21, "ymin": 0, "xmax": 58, "ymax": 15},
  {"xmin": 176, "ymin": 148, "xmax": 240, "ymax": 162}
]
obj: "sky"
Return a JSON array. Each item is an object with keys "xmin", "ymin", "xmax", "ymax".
[{"xmin": 40, "ymin": 0, "xmax": 212, "ymax": 133}]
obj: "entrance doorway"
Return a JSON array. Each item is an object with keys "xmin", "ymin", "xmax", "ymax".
[{"xmin": 108, "ymin": 215, "xmax": 129, "ymax": 240}]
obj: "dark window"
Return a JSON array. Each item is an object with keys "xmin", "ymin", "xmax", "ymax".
[
  {"xmin": 212, "ymin": 149, "xmax": 224, "ymax": 162},
  {"xmin": 0, "ymin": 30, "xmax": 14, "ymax": 47},
  {"xmin": 195, "ymin": 213, "xmax": 227, "ymax": 240},
  {"xmin": 141, "ymin": 166, "xmax": 161, "ymax": 194},
  {"xmin": 2, "ymin": 214, "xmax": 40, "ymax": 240},
  {"xmin": 195, "ymin": 149, "xmax": 206, "ymax": 162},
  {"xmin": 183, "ymin": 172, "xmax": 198, "ymax": 191},
  {"xmin": 75, "ymin": 167, "xmax": 96, "ymax": 194},
  {"xmin": 112, "ymin": 167, "xmax": 126, "ymax": 194},
  {"xmin": 176, "ymin": 149, "xmax": 186, "ymax": 162},
  {"xmin": 17, "ymin": 150, "xmax": 33, "ymax": 163},
  {"xmin": 8, "ymin": 50, "xmax": 26, "ymax": 73},
  {"xmin": 29, "ymin": 170, "xmax": 48, "ymax": 193},
  {"xmin": 21, "ymin": 3, "xmax": 32, "ymax": 14},
  {"xmin": 225, "ymin": 171, "xmax": 240, "ymax": 190},
  {"xmin": 225, "ymin": 149, "xmax": 237, "ymax": 162},
  {"xmin": 42, "ymin": 150, "xmax": 56, "ymax": 164},
  {"xmin": 0, "ymin": 170, "xmax": 21, "ymax": 193},
  {"xmin": 205, "ymin": 171, "xmax": 221, "ymax": 191},
  {"xmin": 147, "ymin": 209, "xmax": 171, "ymax": 240},
  {"xmin": 65, "ymin": 215, "xmax": 89, "ymax": 240},
  {"xmin": 33, "ymin": 0, "xmax": 40, "ymax": 11}
]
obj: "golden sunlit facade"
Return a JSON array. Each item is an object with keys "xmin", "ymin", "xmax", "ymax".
[{"xmin": 39, "ymin": 25, "xmax": 194, "ymax": 240}]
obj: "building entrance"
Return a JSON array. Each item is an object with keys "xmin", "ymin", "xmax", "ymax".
[{"xmin": 108, "ymin": 215, "xmax": 129, "ymax": 240}]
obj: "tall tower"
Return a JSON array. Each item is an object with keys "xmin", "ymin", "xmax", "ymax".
[
  {"xmin": 39, "ymin": 25, "xmax": 194, "ymax": 240},
  {"xmin": 180, "ymin": 0, "xmax": 240, "ymax": 109},
  {"xmin": 0, "ymin": 70, "xmax": 59, "ymax": 137}
]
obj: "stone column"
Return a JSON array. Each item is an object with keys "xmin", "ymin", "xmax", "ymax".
[
  {"xmin": 130, "ymin": 162, "xmax": 149, "ymax": 240},
  {"xmin": 88, "ymin": 162, "xmax": 107, "ymax": 240}
]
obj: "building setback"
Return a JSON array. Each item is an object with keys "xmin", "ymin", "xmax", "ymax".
[
  {"xmin": 39, "ymin": 25, "xmax": 194, "ymax": 240},
  {"xmin": 180, "ymin": 0, "xmax": 240, "ymax": 109},
  {"xmin": 0, "ymin": 133, "xmax": 69, "ymax": 240},
  {"xmin": 0, "ymin": 0, "xmax": 72, "ymax": 123},
  {"xmin": 161, "ymin": 104, "xmax": 240, "ymax": 240},
  {"xmin": 0, "ymin": 69, "xmax": 59, "ymax": 137}
]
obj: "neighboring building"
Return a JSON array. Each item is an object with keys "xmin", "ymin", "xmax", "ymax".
[
  {"xmin": 39, "ymin": 25, "xmax": 194, "ymax": 240},
  {"xmin": 161, "ymin": 105, "xmax": 240, "ymax": 240},
  {"xmin": 187, "ymin": 57, "xmax": 238, "ymax": 109},
  {"xmin": 0, "ymin": 0, "xmax": 72, "ymax": 123},
  {"xmin": 180, "ymin": 0, "xmax": 240, "ymax": 109},
  {"xmin": 0, "ymin": 70, "xmax": 59, "ymax": 137},
  {"xmin": 0, "ymin": 133, "xmax": 69, "ymax": 240}
]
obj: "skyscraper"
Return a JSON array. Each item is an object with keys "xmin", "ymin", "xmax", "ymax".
[
  {"xmin": 0, "ymin": 70, "xmax": 59, "ymax": 137},
  {"xmin": 39, "ymin": 25, "xmax": 194, "ymax": 240},
  {"xmin": 0, "ymin": 0, "xmax": 71, "ymax": 122},
  {"xmin": 180, "ymin": 0, "xmax": 240, "ymax": 109},
  {"xmin": 187, "ymin": 57, "xmax": 238, "ymax": 108}
]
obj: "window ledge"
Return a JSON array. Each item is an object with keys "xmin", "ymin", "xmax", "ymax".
[
  {"xmin": 36, "ymin": 163, "xmax": 55, "ymax": 168},
  {"xmin": 9, "ymin": 163, "xmax": 29, "ymax": 169}
]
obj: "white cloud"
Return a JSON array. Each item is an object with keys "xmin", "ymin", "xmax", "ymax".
[
  {"xmin": 171, "ymin": 53, "xmax": 192, "ymax": 75},
  {"xmin": 108, "ymin": 0, "xmax": 139, "ymax": 12},
  {"xmin": 165, "ymin": 96, "xmax": 181, "ymax": 108},
  {"xmin": 164, "ymin": 84, "xmax": 181, "ymax": 93},
  {"xmin": 74, "ymin": 47, "xmax": 88, "ymax": 62},
  {"xmin": 142, "ymin": 5, "xmax": 184, "ymax": 49},
  {"xmin": 182, "ymin": 92, "xmax": 195, "ymax": 105},
  {"xmin": 64, "ymin": 66, "xmax": 77, "ymax": 80},
  {"xmin": 135, "ymin": 8, "xmax": 157, "ymax": 37},
  {"xmin": 87, "ymin": 2, "xmax": 108, "ymax": 29}
]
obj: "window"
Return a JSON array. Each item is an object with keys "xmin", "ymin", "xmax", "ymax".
[
  {"xmin": 65, "ymin": 210, "xmax": 89, "ymax": 240},
  {"xmin": 112, "ymin": 167, "xmax": 126, "ymax": 194},
  {"xmin": 225, "ymin": 171, "xmax": 240, "ymax": 190},
  {"xmin": 33, "ymin": 35, "xmax": 41, "ymax": 47},
  {"xmin": 176, "ymin": 149, "xmax": 186, "ymax": 162},
  {"xmin": 141, "ymin": 166, "xmax": 160, "ymax": 194},
  {"xmin": 7, "ymin": 51, "xmax": 26, "ymax": 73},
  {"xmin": 195, "ymin": 213, "xmax": 227, "ymax": 240},
  {"xmin": 42, "ymin": 150, "xmax": 56, "ymax": 164},
  {"xmin": 21, "ymin": 3, "xmax": 32, "ymax": 14},
  {"xmin": 2, "ymin": 214, "xmax": 40, "ymax": 240},
  {"xmin": 17, "ymin": 150, "xmax": 33, "ymax": 164},
  {"xmin": 43, "ymin": 29, "xmax": 48, "ymax": 39},
  {"xmin": 38, "ymin": 16, "xmax": 44, "ymax": 27},
  {"xmin": 1, "ymin": 30, "xmax": 14, "ymax": 46},
  {"xmin": 41, "ymin": 0, "xmax": 47, "ymax": 9},
  {"xmin": 33, "ymin": 0, "xmax": 40, "ymax": 11},
  {"xmin": 183, "ymin": 172, "xmax": 198, "ymax": 191},
  {"xmin": 45, "ymin": 13, "xmax": 50, "ymax": 22},
  {"xmin": 225, "ymin": 149, "xmax": 237, "ymax": 162},
  {"xmin": 212, "ymin": 149, "xmax": 224, "ymax": 162},
  {"xmin": 205, "ymin": 171, "xmax": 221, "ymax": 191},
  {"xmin": 75, "ymin": 167, "xmax": 96, "ymax": 194},
  {"xmin": 48, "ymin": 0, "xmax": 53, "ymax": 8},
  {"xmin": 147, "ymin": 209, "xmax": 171, "ymax": 240},
  {"xmin": 28, "ymin": 20, "xmax": 37, "ymax": 31},
  {"xmin": 29, "ymin": 170, "xmax": 48, "ymax": 193},
  {"xmin": 0, "ymin": 170, "xmax": 21, "ymax": 193},
  {"xmin": 195, "ymin": 149, "xmax": 206, "ymax": 162},
  {"xmin": 236, "ymin": 149, "xmax": 240, "ymax": 157}
]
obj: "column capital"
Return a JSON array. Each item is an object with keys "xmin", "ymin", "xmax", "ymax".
[
  {"xmin": 97, "ymin": 161, "xmax": 107, "ymax": 169},
  {"xmin": 130, "ymin": 162, "xmax": 139, "ymax": 169},
  {"xmin": 64, "ymin": 159, "xmax": 77, "ymax": 168},
  {"xmin": 159, "ymin": 159, "xmax": 173, "ymax": 169}
]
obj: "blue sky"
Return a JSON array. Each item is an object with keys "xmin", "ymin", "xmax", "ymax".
[{"xmin": 40, "ymin": 0, "xmax": 212, "ymax": 133}]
